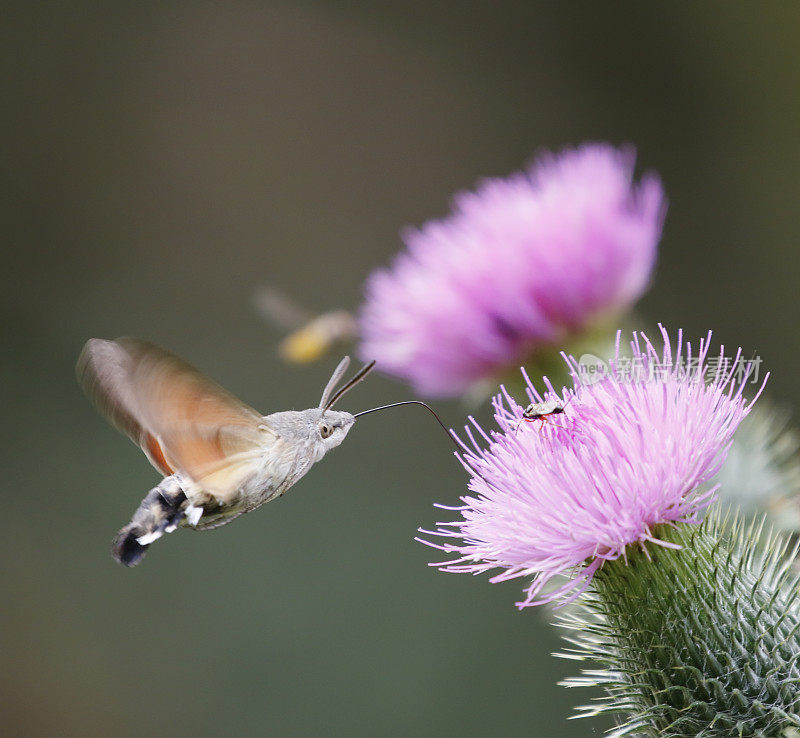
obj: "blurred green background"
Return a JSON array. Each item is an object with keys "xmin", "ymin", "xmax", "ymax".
[{"xmin": 3, "ymin": 3, "xmax": 800, "ymax": 736}]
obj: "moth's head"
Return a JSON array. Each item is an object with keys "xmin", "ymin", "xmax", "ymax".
[
  {"xmin": 265, "ymin": 356, "xmax": 373, "ymax": 460},
  {"xmin": 265, "ymin": 407, "xmax": 355, "ymax": 455},
  {"xmin": 311, "ymin": 408, "xmax": 356, "ymax": 451}
]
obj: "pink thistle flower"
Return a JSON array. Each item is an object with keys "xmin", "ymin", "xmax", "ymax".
[
  {"xmin": 359, "ymin": 143, "xmax": 666, "ymax": 397},
  {"xmin": 420, "ymin": 327, "xmax": 767, "ymax": 608}
]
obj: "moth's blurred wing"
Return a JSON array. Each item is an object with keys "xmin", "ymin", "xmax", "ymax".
[{"xmin": 77, "ymin": 338, "xmax": 272, "ymax": 501}]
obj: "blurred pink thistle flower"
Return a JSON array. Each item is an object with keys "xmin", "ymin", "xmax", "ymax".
[
  {"xmin": 359, "ymin": 143, "xmax": 666, "ymax": 396},
  {"xmin": 420, "ymin": 327, "xmax": 767, "ymax": 608}
]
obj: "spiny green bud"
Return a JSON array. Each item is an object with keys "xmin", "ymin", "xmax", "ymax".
[{"xmin": 558, "ymin": 514, "xmax": 800, "ymax": 737}]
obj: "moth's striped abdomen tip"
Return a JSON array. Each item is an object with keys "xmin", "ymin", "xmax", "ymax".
[{"xmin": 112, "ymin": 526, "xmax": 149, "ymax": 567}]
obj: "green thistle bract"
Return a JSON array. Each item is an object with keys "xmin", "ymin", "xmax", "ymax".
[{"xmin": 558, "ymin": 513, "xmax": 800, "ymax": 737}]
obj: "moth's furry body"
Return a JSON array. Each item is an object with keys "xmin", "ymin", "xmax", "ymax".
[
  {"xmin": 78, "ymin": 338, "xmax": 368, "ymax": 566},
  {"xmin": 113, "ymin": 408, "xmax": 356, "ymax": 565}
]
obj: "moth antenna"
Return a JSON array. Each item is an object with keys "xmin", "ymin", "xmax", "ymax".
[
  {"xmin": 354, "ymin": 400, "xmax": 457, "ymax": 449},
  {"xmin": 318, "ymin": 356, "xmax": 351, "ymax": 409},
  {"xmin": 324, "ymin": 360, "xmax": 377, "ymax": 411}
]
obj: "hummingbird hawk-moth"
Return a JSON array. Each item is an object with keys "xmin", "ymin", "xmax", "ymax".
[{"xmin": 77, "ymin": 338, "xmax": 377, "ymax": 566}]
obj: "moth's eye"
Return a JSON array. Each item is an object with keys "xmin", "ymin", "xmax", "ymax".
[{"xmin": 319, "ymin": 423, "xmax": 333, "ymax": 439}]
